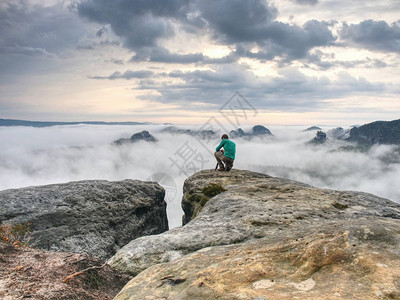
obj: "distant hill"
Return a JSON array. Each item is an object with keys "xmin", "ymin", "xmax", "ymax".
[
  {"xmin": 114, "ymin": 130, "xmax": 158, "ymax": 145},
  {"xmin": 0, "ymin": 119, "xmax": 150, "ymax": 127},
  {"xmin": 348, "ymin": 119, "xmax": 400, "ymax": 146},
  {"xmin": 230, "ymin": 125, "xmax": 272, "ymax": 138},
  {"xmin": 308, "ymin": 130, "xmax": 327, "ymax": 145},
  {"xmin": 303, "ymin": 126, "xmax": 322, "ymax": 132},
  {"xmin": 160, "ymin": 126, "xmax": 216, "ymax": 139}
]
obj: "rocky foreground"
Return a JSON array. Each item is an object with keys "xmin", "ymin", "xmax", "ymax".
[
  {"xmin": 0, "ymin": 179, "xmax": 168, "ymax": 260},
  {"xmin": 0, "ymin": 179, "xmax": 169, "ymax": 299},
  {"xmin": 112, "ymin": 169, "xmax": 400, "ymax": 299},
  {"xmin": 0, "ymin": 242, "xmax": 131, "ymax": 299}
]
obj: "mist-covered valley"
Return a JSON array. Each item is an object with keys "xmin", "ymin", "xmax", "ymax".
[{"xmin": 1, "ymin": 124, "xmax": 399, "ymax": 228}]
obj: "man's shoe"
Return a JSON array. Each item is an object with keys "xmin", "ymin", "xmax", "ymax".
[
  {"xmin": 225, "ymin": 165, "xmax": 232, "ymax": 171},
  {"xmin": 217, "ymin": 168, "xmax": 225, "ymax": 171}
]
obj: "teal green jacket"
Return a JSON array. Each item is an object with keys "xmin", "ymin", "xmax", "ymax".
[{"xmin": 216, "ymin": 139, "xmax": 236, "ymax": 160}]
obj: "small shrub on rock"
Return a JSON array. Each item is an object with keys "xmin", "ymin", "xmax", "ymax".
[
  {"xmin": 202, "ymin": 183, "xmax": 227, "ymax": 197},
  {"xmin": 0, "ymin": 222, "xmax": 31, "ymax": 248}
]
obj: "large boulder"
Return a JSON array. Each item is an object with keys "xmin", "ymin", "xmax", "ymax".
[
  {"xmin": 111, "ymin": 169, "xmax": 400, "ymax": 299},
  {"xmin": 0, "ymin": 180, "xmax": 168, "ymax": 260}
]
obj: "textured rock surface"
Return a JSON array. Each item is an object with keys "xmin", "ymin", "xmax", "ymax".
[
  {"xmin": 111, "ymin": 169, "xmax": 400, "ymax": 299},
  {"xmin": 0, "ymin": 180, "xmax": 168, "ymax": 259},
  {"xmin": 115, "ymin": 230, "xmax": 400, "ymax": 300}
]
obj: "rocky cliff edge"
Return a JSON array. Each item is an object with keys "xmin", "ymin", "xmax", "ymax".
[
  {"xmin": 0, "ymin": 179, "xmax": 168, "ymax": 260},
  {"xmin": 111, "ymin": 169, "xmax": 400, "ymax": 299}
]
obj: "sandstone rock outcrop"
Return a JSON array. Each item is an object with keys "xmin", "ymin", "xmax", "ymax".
[
  {"xmin": 0, "ymin": 179, "xmax": 168, "ymax": 259},
  {"xmin": 252, "ymin": 125, "xmax": 272, "ymax": 136},
  {"xmin": 309, "ymin": 130, "xmax": 327, "ymax": 144},
  {"xmin": 114, "ymin": 130, "xmax": 157, "ymax": 145},
  {"xmin": 229, "ymin": 128, "xmax": 246, "ymax": 138},
  {"xmin": 230, "ymin": 125, "xmax": 272, "ymax": 138},
  {"xmin": 111, "ymin": 169, "xmax": 400, "ymax": 299}
]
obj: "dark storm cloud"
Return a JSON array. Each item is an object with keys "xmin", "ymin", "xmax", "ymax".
[
  {"xmin": 194, "ymin": 1, "xmax": 335, "ymax": 60},
  {"xmin": 128, "ymin": 20, "xmax": 335, "ymax": 64},
  {"xmin": 77, "ymin": 0, "xmax": 191, "ymax": 49},
  {"xmin": 89, "ymin": 70, "xmax": 154, "ymax": 80},
  {"xmin": 194, "ymin": 0, "xmax": 278, "ymax": 43},
  {"xmin": 77, "ymin": 0, "xmax": 335, "ymax": 63},
  {"xmin": 256, "ymin": 20, "xmax": 336, "ymax": 61},
  {"xmin": 96, "ymin": 26, "xmax": 107, "ymax": 37},
  {"xmin": 223, "ymin": 20, "xmax": 335, "ymax": 64},
  {"xmin": 192, "ymin": 0, "xmax": 335, "ymax": 61},
  {"xmin": 339, "ymin": 20, "xmax": 400, "ymax": 53},
  {"xmin": 0, "ymin": 2, "xmax": 85, "ymax": 55},
  {"xmin": 77, "ymin": 39, "xmax": 120, "ymax": 50},
  {"xmin": 77, "ymin": 0, "xmax": 190, "ymax": 21},
  {"xmin": 290, "ymin": 0, "xmax": 318, "ymax": 5},
  {"xmin": 0, "ymin": 1, "xmax": 90, "ymax": 84}
]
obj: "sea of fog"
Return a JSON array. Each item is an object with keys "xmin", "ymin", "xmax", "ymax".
[{"xmin": 1, "ymin": 124, "xmax": 399, "ymax": 228}]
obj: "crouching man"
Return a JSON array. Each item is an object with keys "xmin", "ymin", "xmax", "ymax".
[{"xmin": 214, "ymin": 134, "xmax": 236, "ymax": 171}]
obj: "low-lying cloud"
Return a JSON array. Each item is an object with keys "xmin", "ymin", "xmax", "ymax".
[{"xmin": 1, "ymin": 124, "xmax": 399, "ymax": 228}]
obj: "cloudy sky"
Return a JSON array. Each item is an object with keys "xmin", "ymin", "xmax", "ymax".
[{"xmin": 1, "ymin": 0, "xmax": 399, "ymax": 125}]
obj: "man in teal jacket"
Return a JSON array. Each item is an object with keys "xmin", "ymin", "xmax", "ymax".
[{"xmin": 215, "ymin": 134, "xmax": 236, "ymax": 171}]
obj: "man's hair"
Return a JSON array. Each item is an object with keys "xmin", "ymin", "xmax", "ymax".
[{"xmin": 221, "ymin": 134, "xmax": 229, "ymax": 139}]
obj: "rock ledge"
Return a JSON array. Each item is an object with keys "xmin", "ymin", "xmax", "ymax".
[
  {"xmin": 112, "ymin": 169, "xmax": 400, "ymax": 299},
  {"xmin": 0, "ymin": 179, "xmax": 168, "ymax": 259}
]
